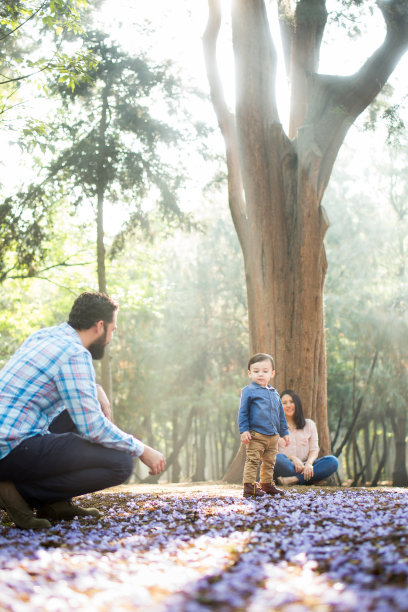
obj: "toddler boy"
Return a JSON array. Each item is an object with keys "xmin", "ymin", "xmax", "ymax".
[{"xmin": 238, "ymin": 353, "xmax": 290, "ymax": 498}]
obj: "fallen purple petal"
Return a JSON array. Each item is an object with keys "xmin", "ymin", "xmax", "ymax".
[{"xmin": 0, "ymin": 485, "xmax": 407, "ymax": 610}]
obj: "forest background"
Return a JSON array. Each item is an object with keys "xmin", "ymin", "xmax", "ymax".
[{"xmin": 0, "ymin": 0, "xmax": 407, "ymax": 488}]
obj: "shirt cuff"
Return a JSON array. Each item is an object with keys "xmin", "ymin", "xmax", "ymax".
[{"xmin": 133, "ymin": 439, "xmax": 145, "ymax": 457}]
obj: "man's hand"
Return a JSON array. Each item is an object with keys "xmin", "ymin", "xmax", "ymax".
[
  {"xmin": 240, "ymin": 431, "xmax": 252, "ymax": 445},
  {"xmin": 96, "ymin": 384, "xmax": 112, "ymax": 421},
  {"xmin": 140, "ymin": 445, "xmax": 166, "ymax": 475}
]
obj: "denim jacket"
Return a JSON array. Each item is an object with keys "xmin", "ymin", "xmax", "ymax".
[{"xmin": 238, "ymin": 382, "xmax": 289, "ymax": 437}]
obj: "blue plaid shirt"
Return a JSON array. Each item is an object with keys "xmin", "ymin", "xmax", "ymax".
[{"xmin": 0, "ymin": 322, "xmax": 144, "ymax": 459}]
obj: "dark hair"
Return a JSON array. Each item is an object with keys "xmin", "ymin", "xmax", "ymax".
[
  {"xmin": 248, "ymin": 353, "xmax": 275, "ymax": 370},
  {"xmin": 280, "ymin": 389, "xmax": 306, "ymax": 429},
  {"xmin": 68, "ymin": 292, "xmax": 118, "ymax": 330}
]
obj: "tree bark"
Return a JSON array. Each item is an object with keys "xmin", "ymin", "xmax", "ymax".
[
  {"xmin": 204, "ymin": 0, "xmax": 408, "ymax": 471},
  {"xmin": 223, "ymin": 443, "xmax": 246, "ymax": 484}
]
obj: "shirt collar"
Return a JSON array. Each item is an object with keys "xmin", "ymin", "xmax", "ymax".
[
  {"xmin": 251, "ymin": 382, "xmax": 276, "ymax": 391},
  {"xmin": 59, "ymin": 322, "xmax": 84, "ymax": 345}
]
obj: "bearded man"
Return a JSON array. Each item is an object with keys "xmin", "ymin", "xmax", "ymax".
[{"xmin": 0, "ymin": 291, "xmax": 165, "ymax": 529}]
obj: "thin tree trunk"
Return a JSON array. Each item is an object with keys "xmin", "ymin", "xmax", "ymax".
[
  {"xmin": 363, "ymin": 419, "xmax": 373, "ymax": 483},
  {"xmin": 353, "ymin": 423, "xmax": 378, "ymax": 486},
  {"xmin": 96, "ymin": 84, "xmax": 113, "ymax": 405},
  {"xmin": 171, "ymin": 409, "xmax": 181, "ymax": 483},
  {"xmin": 330, "ymin": 401, "xmax": 344, "ymax": 450},
  {"xmin": 351, "ymin": 431, "xmax": 364, "ymax": 486},
  {"xmin": 192, "ymin": 413, "xmax": 208, "ymax": 482},
  {"xmin": 389, "ymin": 405, "xmax": 408, "ymax": 486},
  {"xmin": 371, "ymin": 418, "xmax": 388, "ymax": 487},
  {"xmin": 345, "ymin": 440, "xmax": 352, "ymax": 481},
  {"xmin": 212, "ymin": 430, "xmax": 220, "ymax": 479}
]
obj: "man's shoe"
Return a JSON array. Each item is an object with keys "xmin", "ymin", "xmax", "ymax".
[
  {"xmin": 37, "ymin": 500, "xmax": 101, "ymax": 521},
  {"xmin": 243, "ymin": 483, "xmax": 266, "ymax": 498},
  {"xmin": 0, "ymin": 481, "xmax": 51, "ymax": 529},
  {"xmin": 260, "ymin": 482, "xmax": 285, "ymax": 495}
]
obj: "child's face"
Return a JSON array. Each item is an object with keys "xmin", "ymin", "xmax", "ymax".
[{"xmin": 248, "ymin": 359, "xmax": 275, "ymax": 387}]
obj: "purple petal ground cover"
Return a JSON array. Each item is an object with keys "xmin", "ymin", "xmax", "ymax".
[{"xmin": 1, "ymin": 484, "xmax": 408, "ymax": 611}]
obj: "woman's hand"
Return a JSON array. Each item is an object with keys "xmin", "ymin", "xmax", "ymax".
[
  {"xmin": 292, "ymin": 457, "xmax": 305, "ymax": 473},
  {"xmin": 241, "ymin": 431, "xmax": 252, "ymax": 445},
  {"xmin": 303, "ymin": 462, "xmax": 314, "ymax": 481}
]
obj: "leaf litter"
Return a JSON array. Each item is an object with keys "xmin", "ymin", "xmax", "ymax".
[{"xmin": 0, "ymin": 484, "xmax": 408, "ymax": 611}]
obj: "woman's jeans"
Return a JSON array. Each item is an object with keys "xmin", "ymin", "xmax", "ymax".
[
  {"xmin": 0, "ymin": 410, "xmax": 133, "ymax": 507},
  {"xmin": 274, "ymin": 453, "xmax": 338, "ymax": 485}
]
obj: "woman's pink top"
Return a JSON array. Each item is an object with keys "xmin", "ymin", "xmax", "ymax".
[{"xmin": 278, "ymin": 419, "xmax": 319, "ymax": 462}]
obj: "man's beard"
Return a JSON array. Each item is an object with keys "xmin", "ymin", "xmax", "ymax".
[{"xmin": 88, "ymin": 328, "xmax": 107, "ymax": 360}]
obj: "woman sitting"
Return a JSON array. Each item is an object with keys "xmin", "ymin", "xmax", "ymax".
[{"xmin": 274, "ymin": 389, "xmax": 338, "ymax": 486}]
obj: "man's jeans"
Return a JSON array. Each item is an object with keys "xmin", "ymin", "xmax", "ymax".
[
  {"xmin": 0, "ymin": 410, "xmax": 133, "ymax": 507},
  {"xmin": 274, "ymin": 453, "xmax": 338, "ymax": 485}
]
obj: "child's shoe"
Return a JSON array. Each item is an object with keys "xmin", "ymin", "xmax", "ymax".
[
  {"xmin": 243, "ymin": 483, "xmax": 266, "ymax": 498},
  {"xmin": 260, "ymin": 482, "xmax": 285, "ymax": 495}
]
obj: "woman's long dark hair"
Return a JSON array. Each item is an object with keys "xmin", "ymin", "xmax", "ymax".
[{"xmin": 281, "ymin": 389, "xmax": 306, "ymax": 430}]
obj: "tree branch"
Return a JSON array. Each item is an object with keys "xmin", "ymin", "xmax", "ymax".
[
  {"xmin": 2, "ymin": 259, "xmax": 94, "ymax": 285},
  {"xmin": 305, "ymin": 0, "xmax": 408, "ymax": 197},
  {"xmin": 0, "ymin": 65, "xmax": 49, "ymax": 85},
  {"xmin": 0, "ymin": 0, "xmax": 49, "ymax": 42},
  {"xmin": 277, "ymin": 0, "xmax": 294, "ymax": 77},
  {"xmin": 203, "ymin": 0, "xmax": 247, "ymax": 248},
  {"xmin": 288, "ymin": 0, "xmax": 328, "ymax": 138}
]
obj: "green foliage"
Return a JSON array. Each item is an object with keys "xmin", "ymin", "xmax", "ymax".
[
  {"xmin": 0, "ymin": 0, "xmax": 88, "ymax": 38},
  {"xmin": 0, "ymin": 203, "xmax": 96, "ymax": 365},
  {"xmin": 0, "ymin": 186, "xmax": 51, "ymax": 281},
  {"xmin": 42, "ymin": 30, "xmax": 195, "ymax": 247},
  {"xmin": 324, "ymin": 118, "xmax": 408, "ymax": 480},
  {"xmin": 328, "ymin": 0, "xmax": 375, "ymax": 37},
  {"xmin": 0, "ymin": 0, "xmax": 92, "ymax": 128}
]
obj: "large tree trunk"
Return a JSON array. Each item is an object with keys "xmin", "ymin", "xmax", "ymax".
[
  {"xmin": 223, "ymin": 443, "xmax": 246, "ymax": 484},
  {"xmin": 203, "ymin": 0, "xmax": 408, "ymax": 469}
]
